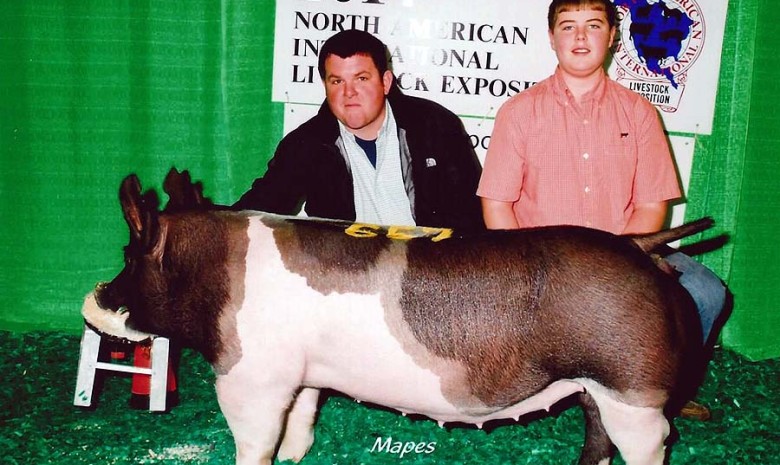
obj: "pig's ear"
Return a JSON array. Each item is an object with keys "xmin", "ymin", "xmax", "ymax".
[
  {"xmin": 163, "ymin": 167, "xmax": 196, "ymax": 211},
  {"xmin": 191, "ymin": 180, "xmax": 213, "ymax": 208},
  {"xmin": 120, "ymin": 175, "xmax": 144, "ymax": 239},
  {"xmin": 162, "ymin": 167, "xmax": 213, "ymax": 212},
  {"xmin": 162, "ymin": 167, "xmax": 188, "ymax": 211},
  {"xmin": 119, "ymin": 175, "xmax": 160, "ymax": 248}
]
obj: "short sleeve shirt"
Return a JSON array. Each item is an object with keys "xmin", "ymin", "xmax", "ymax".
[{"xmin": 477, "ymin": 68, "xmax": 681, "ymax": 234}]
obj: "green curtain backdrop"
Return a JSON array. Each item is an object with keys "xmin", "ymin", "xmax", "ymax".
[
  {"xmin": 684, "ymin": 0, "xmax": 780, "ymax": 361},
  {"xmin": 1, "ymin": 0, "xmax": 778, "ymax": 360},
  {"xmin": 1, "ymin": 0, "xmax": 283, "ymax": 331}
]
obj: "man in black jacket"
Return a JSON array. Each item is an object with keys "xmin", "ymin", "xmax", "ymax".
[{"xmin": 233, "ymin": 29, "xmax": 484, "ymax": 232}]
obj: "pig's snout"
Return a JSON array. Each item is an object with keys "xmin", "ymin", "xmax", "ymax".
[
  {"xmin": 93, "ymin": 281, "xmax": 125, "ymax": 313},
  {"xmin": 82, "ymin": 288, "xmax": 152, "ymax": 343}
]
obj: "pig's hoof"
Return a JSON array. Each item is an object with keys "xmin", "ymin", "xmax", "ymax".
[{"xmin": 276, "ymin": 431, "xmax": 314, "ymax": 463}]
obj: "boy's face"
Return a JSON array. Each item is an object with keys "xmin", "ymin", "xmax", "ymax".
[
  {"xmin": 549, "ymin": 8, "xmax": 616, "ymax": 81},
  {"xmin": 323, "ymin": 53, "xmax": 393, "ymax": 140}
]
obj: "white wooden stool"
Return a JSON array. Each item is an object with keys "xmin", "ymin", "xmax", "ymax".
[{"xmin": 73, "ymin": 324, "xmax": 170, "ymax": 412}]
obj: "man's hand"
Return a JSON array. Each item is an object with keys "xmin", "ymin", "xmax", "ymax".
[{"xmin": 623, "ymin": 201, "xmax": 668, "ymax": 234}]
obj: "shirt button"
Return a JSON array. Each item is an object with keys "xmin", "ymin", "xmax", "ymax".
[
  {"xmin": 583, "ymin": 153, "xmax": 590, "ymax": 159},
  {"xmin": 586, "ymin": 221, "xmax": 592, "ymax": 227},
  {"xmin": 583, "ymin": 119, "xmax": 589, "ymax": 125},
  {"xmin": 584, "ymin": 186, "xmax": 591, "ymax": 193}
]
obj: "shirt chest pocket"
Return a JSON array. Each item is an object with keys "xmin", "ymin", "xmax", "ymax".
[{"xmin": 600, "ymin": 132, "xmax": 639, "ymax": 193}]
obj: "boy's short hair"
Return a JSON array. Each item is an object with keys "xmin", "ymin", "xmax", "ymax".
[
  {"xmin": 317, "ymin": 29, "xmax": 390, "ymax": 80},
  {"xmin": 547, "ymin": 0, "xmax": 618, "ymax": 29}
]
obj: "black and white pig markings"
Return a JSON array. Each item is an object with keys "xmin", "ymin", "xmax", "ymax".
[{"xmin": 83, "ymin": 170, "xmax": 709, "ymax": 465}]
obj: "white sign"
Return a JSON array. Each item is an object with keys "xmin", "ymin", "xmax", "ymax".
[
  {"xmin": 275, "ymin": 0, "xmax": 728, "ymax": 227},
  {"xmin": 274, "ymin": 0, "xmax": 728, "ymax": 134}
]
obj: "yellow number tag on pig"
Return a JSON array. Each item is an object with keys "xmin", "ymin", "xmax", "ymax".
[{"xmin": 345, "ymin": 223, "xmax": 453, "ymax": 242}]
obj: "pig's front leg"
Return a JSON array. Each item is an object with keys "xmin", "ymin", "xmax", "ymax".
[
  {"xmin": 216, "ymin": 374, "xmax": 299, "ymax": 465},
  {"xmin": 277, "ymin": 387, "xmax": 320, "ymax": 462}
]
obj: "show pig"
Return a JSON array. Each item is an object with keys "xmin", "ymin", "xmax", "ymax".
[{"xmin": 82, "ymin": 169, "xmax": 710, "ymax": 465}]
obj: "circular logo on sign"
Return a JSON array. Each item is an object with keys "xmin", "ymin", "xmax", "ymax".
[{"xmin": 612, "ymin": 0, "xmax": 705, "ymax": 89}]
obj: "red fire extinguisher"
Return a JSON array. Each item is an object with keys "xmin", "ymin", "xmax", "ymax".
[{"xmin": 129, "ymin": 342, "xmax": 179, "ymax": 411}]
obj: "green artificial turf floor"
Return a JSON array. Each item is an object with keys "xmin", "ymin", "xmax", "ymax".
[{"xmin": 1, "ymin": 331, "xmax": 778, "ymax": 464}]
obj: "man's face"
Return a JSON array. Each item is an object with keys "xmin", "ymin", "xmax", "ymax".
[
  {"xmin": 323, "ymin": 53, "xmax": 393, "ymax": 140},
  {"xmin": 549, "ymin": 8, "xmax": 616, "ymax": 81}
]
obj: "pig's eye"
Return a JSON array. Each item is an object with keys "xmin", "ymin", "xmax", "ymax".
[{"xmin": 122, "ymin": 254, "xmax": 139, "ymax": 272}]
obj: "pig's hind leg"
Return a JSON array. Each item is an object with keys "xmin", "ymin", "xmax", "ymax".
[
  {"xmin": 277, "ymin": 387, "xmax": 320, "ymax": 463},
  {"xmin": 577, "ymin": 391, "xmax": 614, "ymax": 465},
  {"xmin": 586, "ymin": 386, "xmax": 670, "ymax": 465}
]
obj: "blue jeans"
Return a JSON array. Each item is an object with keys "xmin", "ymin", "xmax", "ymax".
[{"xmin": 664, "ymin": 252, "xmax": 727, "ymax": 345}]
